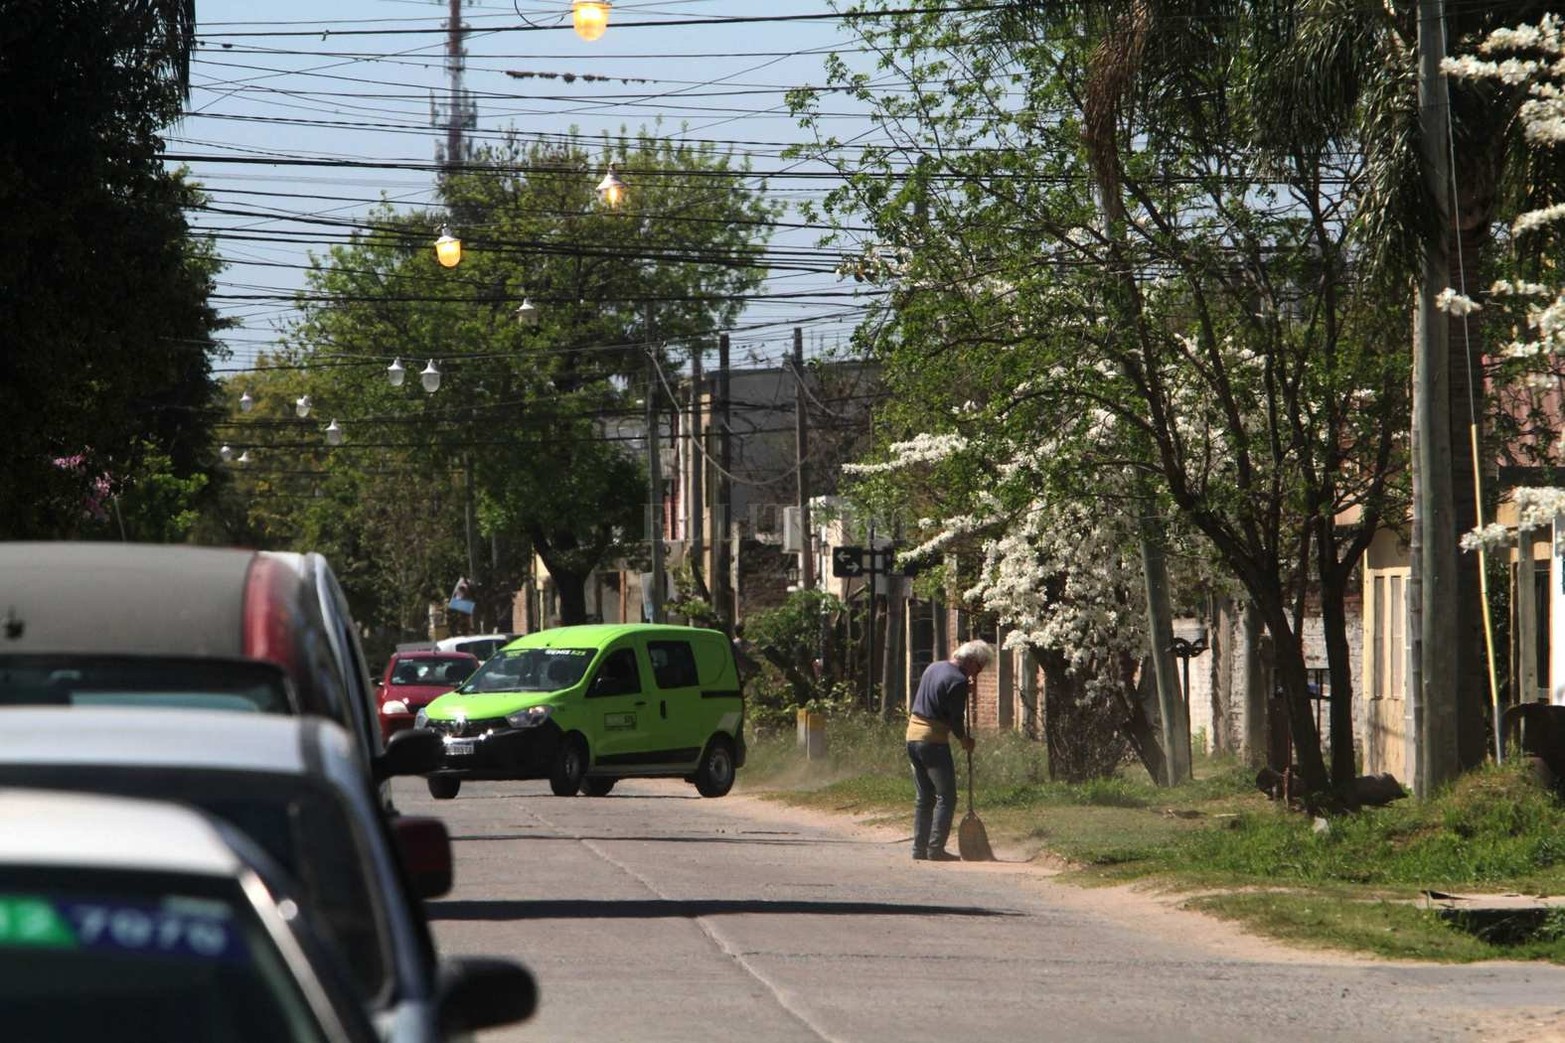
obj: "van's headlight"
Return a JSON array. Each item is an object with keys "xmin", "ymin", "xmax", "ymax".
[
  {"xmin": 414, "ymin": 708, "xmax": 429, "ymax": 729},
  {"xmin": 505, "ymin": 705, "xmax": 553, "ymax": 729},
  {"xmin": 381, "ymin": 700, "xmax": 409, "ymax": 716}
]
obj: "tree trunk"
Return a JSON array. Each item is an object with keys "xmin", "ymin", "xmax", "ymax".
[
  {"xmin": 1261, "ymin": 608, "xmax": 1330, "ymax": 793},
  {"xmin": 1449, "ymin": 216, "xmax": 1494, "ymax": 771},
  {"xmin": 1239, "ymin": 601, "xmax": 1269, "ymax": 769},
  {"xmin": 1318, "ymin": 559, "xmax": 1358, "ymax": 794},
  {"xmin": 1210, "ymin": 596, "xmax": 1236, "ymax": 754}
]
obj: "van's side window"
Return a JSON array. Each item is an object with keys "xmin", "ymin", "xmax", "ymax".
[
  {"xmin": 647, "ymin": 640, "xmax": 699, "ymax": 689},
  {"xmin": 588, "ymin": 648, "xmax": 641, "ymax": 698}
]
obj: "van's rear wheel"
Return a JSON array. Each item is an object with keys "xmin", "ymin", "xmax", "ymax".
[
  {"xmin": 580, "ymin": 777, "xmax": 616, "ymax": 797},
  {"xmin": 550, "ymin": 736, "xmax": 588, "ymax": 796},
  {"xmin": 693, "ymin": 736, "xmax": 736, "ymax": 798},
  {"xmin": 427, "ymin": 775, "xmax": 461, "ymax": 800}
]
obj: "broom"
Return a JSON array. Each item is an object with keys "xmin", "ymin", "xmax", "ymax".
[{"xmin": 956, "ymin": 677, "xmax": 995, "ymax": 861}]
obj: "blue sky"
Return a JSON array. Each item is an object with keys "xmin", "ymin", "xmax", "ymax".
[{"xmin": 178, "ymin": 0, "xmax": 881, "ymax": 376}]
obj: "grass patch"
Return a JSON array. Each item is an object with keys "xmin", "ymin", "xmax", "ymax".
[{"xmin": 740, "ymin": 716, "xmax": 1565, "ymax": 961}]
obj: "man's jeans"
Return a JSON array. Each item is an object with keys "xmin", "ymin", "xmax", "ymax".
[{"xmin": 907, "ymin": 740, "xmax": 957, "ymax": 858}]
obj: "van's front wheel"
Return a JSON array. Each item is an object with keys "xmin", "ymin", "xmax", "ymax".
[
  {"xmin": 580, "ymin": 777, "xmax": 615, "ymax": 797},
  {"xmin": 693, "ymin": 736, "xmax": 736, "ymax": 798},
  {"xmin": 550, "ymin": 735, "xmax": 588, "ymax": 796}
]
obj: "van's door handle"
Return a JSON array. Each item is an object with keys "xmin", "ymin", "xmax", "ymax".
[{"xmin": 660, "ymin": 700, "xmax": 668, "ymax": 719}]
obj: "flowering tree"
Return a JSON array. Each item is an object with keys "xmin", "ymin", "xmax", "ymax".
[{"xmin": 796, "ymin": 3, "xmax": 1415, "ymax": 794}]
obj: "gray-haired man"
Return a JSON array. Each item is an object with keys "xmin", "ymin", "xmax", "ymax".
[{"xmin": 905, "ymin": 639, "xmax": 994, "ymax": 861}]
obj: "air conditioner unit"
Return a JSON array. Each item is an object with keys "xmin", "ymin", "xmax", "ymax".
[
  {"xmin": 750, "ymin": 503, "xmax": 783, "ymax": 536},
  {"xmin": 782, "ymin": 506, "xmax": 804, "ymax": 553}
]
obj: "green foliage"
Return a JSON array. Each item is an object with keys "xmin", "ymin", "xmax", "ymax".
[
  {"xmin": 0, "ymin": 1, "xmax": 221, "ymax": 539},
  {"xmin": 222, "ymin": 130, "xmax": 778, "ymax": 632}
]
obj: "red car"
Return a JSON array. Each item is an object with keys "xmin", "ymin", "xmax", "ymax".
[{"xmin": 377, "ymin": 650, "xmax": 479, "ymax": 742}]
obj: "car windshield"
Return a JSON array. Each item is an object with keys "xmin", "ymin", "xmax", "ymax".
[
  {"xmin": 0, "ymin": 873, "xmax": 334, "ymax": 1043},
  {"xmin": 0, "ymin": 657, "xmax": 292, "ymax": 714},
  {"xmin": 461, "ymin": 648, "xmax": 594, "ymax": 693},
  {"xmin": 388, "ymin": 656, "xmax": 475, "ymax": 687}
]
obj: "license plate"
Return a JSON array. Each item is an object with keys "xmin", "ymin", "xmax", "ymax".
[{"xmin": 445, "ymin": 740, "xmax": 474, "ymax": 756}]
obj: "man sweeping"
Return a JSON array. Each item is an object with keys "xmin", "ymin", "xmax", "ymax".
[{"xmin": 905, "ymin": 639, "xmax": 993, "ymax": 862}]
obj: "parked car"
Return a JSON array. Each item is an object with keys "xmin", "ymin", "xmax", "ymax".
[
  {"xmin": 0, "ymin": 787, "xmax": 381, "ymax": 1043},
  {"xmin": 0, "ymin": 542, "xmax": 439, "ymax": 784},
  {"xmin": 0, "ymin": 707, "xmax": 537, "ymax": 1042},
  {"xmin": 418, "ymin": 623, "xmax": 745, "ymax": 800},
  {"xmin": 435, "ymin": 633, "xmax": 517, "ymax": 663},
  {"xmin": 377, "ymin": 651, "xmax": 480, "ymax": 743}
]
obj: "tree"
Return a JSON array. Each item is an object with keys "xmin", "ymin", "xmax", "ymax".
[
  {"xmin": 792, "ymin": 3, "xmax": 1410, "ymax": 794},
  {"xmin": 1247, "ymin": 0, "xmax": 1564, "ymax": 783},
  {"xmin": 244, "ymin": 130, "xmax": 779, "ymax": 628},
  {"xmin": 0, "ymin": 0, "xmax": 221, "ymax": 539}
]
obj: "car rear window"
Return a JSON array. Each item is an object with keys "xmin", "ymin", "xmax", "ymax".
[
  {"xmin": 0, "ymin": 869, "xmax": 333, "ymax": 1043},
  {"xmin": 389, "ymin": 657, "xmax": 475, "ymax": 686},
  {"xmin": 0, "ymin": 657, "xmax": 293, "ymax": 715}
]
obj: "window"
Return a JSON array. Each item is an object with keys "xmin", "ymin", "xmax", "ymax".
[
  {"xmin": 646, "ymin": 641, "xmax": 699, "ymax": 689},
  {"xmin": 588, "ymin": 648, "xmax": 641, "ymax": 698}
]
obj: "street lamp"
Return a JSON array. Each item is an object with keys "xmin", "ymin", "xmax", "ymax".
[
  {"xmin": 1168, "ymin": 627, "xmax": 1209, "ymax": 761},
  {"xmin": 236, "ymin": 450, "xmax": 253, "ymax": 465},
  {"xmin": 387, "ymin": 358, "xmax": 406, "ymax": 387},
  {"xmin": 515, "ymin": 298, "xmax": 539, "ymax": 327},
  {"xmin": 434, "ymin": 226, "xmax": 462, "ymax": 268},
  {"xmin": 220, "ymin": 444, "xmax": 234, "ymax": 462},
  {"xmin": 572, "ymin": 0, "xmax": 610, "ymax": 41},
  {"xmin": 239, "ymin": 390, "xmax": 254, "ymax": 413},
  {"xmin": 325, "ymin": 419, "xmax": 344, "ymax": 446},
  {"xmin": 295, "ymin": 395, "xmax": 312, "ymax": 418},
  {"xmin": 596, "ymin": 164, "xmax": 626, "ymax": 208},
  {"xmin": 420, "ymin": 360, "xmax": 442, "ymax": 393}
]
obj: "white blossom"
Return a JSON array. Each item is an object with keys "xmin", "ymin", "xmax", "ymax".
[{"xmin": 1435, "ymin": 288, "xmax": 1482, "ymax": 316}]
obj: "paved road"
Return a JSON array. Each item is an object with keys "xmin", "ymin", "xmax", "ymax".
[{"xmin": 397, "ymin": 777, "xmax": 1565, "ymax": 1043}]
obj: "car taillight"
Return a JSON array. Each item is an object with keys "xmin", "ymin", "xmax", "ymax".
[{"xmin": 243, "ymin": 554, "xmax": 300, "ymax": 675}]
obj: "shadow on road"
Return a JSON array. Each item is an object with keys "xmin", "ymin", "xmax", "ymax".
[
  {"xmin": 449, "ymin": 833, "xmax": 870, "ymax": 845},
  {"xmin": 426, "ymin": 898, "xmax": 1018, "ymax": 921}
]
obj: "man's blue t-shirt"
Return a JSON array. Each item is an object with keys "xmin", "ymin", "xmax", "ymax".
[{"xmin": 909, "ymin": 660, "xmax": 969, "ymax": 740}]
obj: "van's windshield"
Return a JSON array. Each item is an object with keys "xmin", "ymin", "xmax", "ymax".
[{"xmin": 460, "ymin": 648, "xmax": 594, "ymax": 693}]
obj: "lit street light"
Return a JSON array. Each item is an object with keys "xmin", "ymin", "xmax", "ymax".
[
  {"xmin": 573, "ymin": 1, "xmax": 610, "ymax": 41},
  {"xmin": 434, "ymin": 226, "xmax": 462, "ymax": 268},
  {"xmin": 596, "ymin": 164, "xmax": 626, "ymax": 208}
]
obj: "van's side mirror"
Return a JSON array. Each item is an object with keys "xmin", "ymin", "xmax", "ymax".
[
  {"xmin": 374, "ymin": 727, "xmax": 442, "ymax": 780},
  {"xmin": 392, "ymin": 815, "xmax": 452, "ymax": 898},
  {"xmin": 438, "ymin": 956, "xmax": 538, "ymax": 1032}
]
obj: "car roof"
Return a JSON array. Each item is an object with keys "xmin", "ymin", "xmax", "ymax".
[
  {"xmin": 509, "ymin": 623, "xmax": 724, "ymax": 647},
  {"xmin": 0, "ymin": 542, "xmax": 257, "ymax": 656},
  {"xmin": 0, "ymin": 706, "xmax": 353, "ymax": 776},
  {"xmin": 0, "ymin": 787, "xmax": 243, "ymax": 875},
  {"xmin": 391, "ymin": 649, "xmax": 478, "ymax": 661}
]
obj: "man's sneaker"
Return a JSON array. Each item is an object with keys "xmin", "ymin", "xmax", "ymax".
[{"xmin": 926, "ymin": 849, "xmax": 961, "ymax": 862}]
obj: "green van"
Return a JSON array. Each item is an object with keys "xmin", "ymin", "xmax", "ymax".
[{"xmin": 415, "ymin": 624, "xmax": 746, "ymax": 800}]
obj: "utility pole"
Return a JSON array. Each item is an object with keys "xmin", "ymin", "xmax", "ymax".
[
  {"xmin": 793, "ymin": 328, "xmax": 814, "ymax": 590},
  {"xmin": 866, "ymin": 519, "xmax": 877, "ymax": 714},
  {"xmin": 645, "ymin": 303, "xmax": 665, "ymax": 624},
  {"xmin": 1412, "ymin": 0, "xmax": 1457, "ymax": 796},
  {"xmin": 435, "ymin": 0, "xmax": 475, "ymax": 172},
  {"xmin": 1139, "ymin": 498, "xmax": 1191, "ymax": 786},
  {"xmin": 716, "ymin": 333, "xmax": 734, "ymax": 629},
  {"xmin": 688, "ymin": 341, "xmax": 707, "ymax": 602}
]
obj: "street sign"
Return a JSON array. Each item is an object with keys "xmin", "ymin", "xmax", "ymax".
[{"xmin": 831, "ymin": 546, "xmax": 866, "ymax": 577}]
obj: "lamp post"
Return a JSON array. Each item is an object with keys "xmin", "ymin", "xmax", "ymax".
[{"xmin": 1169, "ymin": 628, "xmax": 1209, "ymax": 762}]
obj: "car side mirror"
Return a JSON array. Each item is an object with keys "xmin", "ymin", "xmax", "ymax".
[
  {"xmin": 374, "ymin": 727, "xmax": 442, "ymax": 781},
  {"xmin": 438, "ymin": 956, "xmax": 538, "ymax": 1032},
  {"xmin": 392, "ymin": 815, "xmax": 452, "ymax": 899}
]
